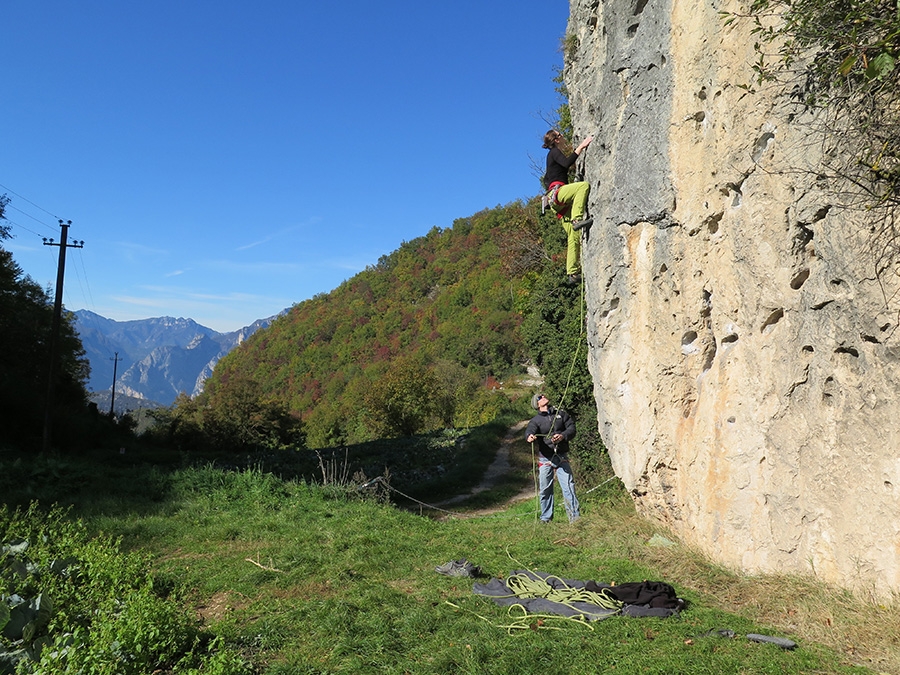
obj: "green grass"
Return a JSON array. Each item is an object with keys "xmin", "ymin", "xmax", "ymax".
[
  {"xmin": 98, "ymin": 479, "xmax": 871, "ymax": 674},
  {"xmin": 2, "ymin": 429, "xmax": 897, "ymax": 674}
]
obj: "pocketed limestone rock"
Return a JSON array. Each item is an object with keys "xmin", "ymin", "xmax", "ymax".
[{"xmin": 567, "ymin": 0, "xmax": 900, "ymax": 596}]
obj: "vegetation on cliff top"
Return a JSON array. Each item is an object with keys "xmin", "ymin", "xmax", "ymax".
[{"xmin": 740, "ymin": 0, "xmax": 900, "ymax": 287}]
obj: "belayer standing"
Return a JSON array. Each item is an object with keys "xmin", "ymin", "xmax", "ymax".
[
  {"xmin": 542, "ymin": 130, "xmax": 593, "ymax": 285},
  {"xmin": 526, "ymin": 393, "xmax": 581, "ymax": 523}
]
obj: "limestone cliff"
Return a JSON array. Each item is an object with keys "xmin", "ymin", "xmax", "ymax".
[{"xmin": 566, "ymin": 0, "xmax": 900, "ymax": 595}]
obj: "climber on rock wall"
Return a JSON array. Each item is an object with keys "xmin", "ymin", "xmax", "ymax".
[{"xmin": 542, "ymin": 129, "xmax": 593, "ymax": 285}]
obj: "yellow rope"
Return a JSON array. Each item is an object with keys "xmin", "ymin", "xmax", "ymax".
[
  {"xmin": 459, "ymin": 548, "xmax": 625, "ymax": 631},
  {"xmin": 555, "ymin": 255, "xmax": 587, "ymax": 413},
  {"xmin": 530, "ymin": 440, "xmax": 541, "ymax": 522},
  {"xmin": 445, "ymin": 601, "xmax": 598, "ymax": 634},
  {"xmin": 504, "ymin": 572, "xmax": 622, "ymax": 611}
]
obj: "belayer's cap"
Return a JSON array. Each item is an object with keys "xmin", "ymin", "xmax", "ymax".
[{"xmin": 531, "ymin": 393, "xmax": 546, "ymax": 410}]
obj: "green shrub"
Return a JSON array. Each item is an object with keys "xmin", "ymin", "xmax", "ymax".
[{"xmin": 0, "ymin": 504, "xmax": 249, "ymax": 675}]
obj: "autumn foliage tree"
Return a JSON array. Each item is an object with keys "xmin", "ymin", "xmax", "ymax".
[
  {"xmin": 147, "ymin": 377, "xmax": 304, "ymax": 454},
  {"xmin": 360, "ymin": 356, "xmax": 444, "ymax": 438},
  {"xmin": 195, "ymin": 202, "xmax": 535, "ymax": 449}
]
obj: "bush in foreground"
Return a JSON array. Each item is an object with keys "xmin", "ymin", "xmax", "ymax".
[{"xmin": 0, "ymin": 504, "xmax": 249, "ymax": 674}]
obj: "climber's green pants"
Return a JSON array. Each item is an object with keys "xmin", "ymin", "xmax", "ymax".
[
  {"xmin": 553, "ymin": 181, "xmax": 590, "ymax": 275},
  {"xmin": 560, "ymin": 218, "xmax": 579, "ymax": 275},
  {"xmin": 556, "ymin": 181, "xmax": 590, "ymax": 223}
]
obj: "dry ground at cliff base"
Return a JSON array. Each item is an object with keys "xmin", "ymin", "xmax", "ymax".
[{"xmin": 629, "ymin": 531, "xmax": 900, "ymax": 674}]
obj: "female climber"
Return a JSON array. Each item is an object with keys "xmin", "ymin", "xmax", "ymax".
[{"xmin": 542, "ymin": 129, "xmax": 593, "ymax": 284}]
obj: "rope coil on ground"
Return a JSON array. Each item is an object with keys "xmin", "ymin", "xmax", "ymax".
[{"xmin": 503, "ymin": 572, "xmax": 623, "ymax": 612}]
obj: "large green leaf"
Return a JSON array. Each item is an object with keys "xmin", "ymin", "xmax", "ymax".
[
  {"xmin": 1, "ymin": 598, "xmax": 33, "ymax": 641},
  {"xmin": 21, "ymin": 594, "xmax": 52, "ymax": 643},
  {"xmin": 866, "ymin": 51, "xmax": 897, "ymax": 80}
]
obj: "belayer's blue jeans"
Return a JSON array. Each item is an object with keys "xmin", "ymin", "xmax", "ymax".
[{"xmin": 538, "ymin": 454, "xmax": 581, "ymax": 523}]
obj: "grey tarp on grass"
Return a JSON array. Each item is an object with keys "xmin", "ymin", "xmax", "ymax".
[
  {"xmin": 472, "ymin": 570, "xmax": 621, "ymax": 621},
  {"xmin": 473, "ymin": 570, "xmax": 683, "ymax": 620}
]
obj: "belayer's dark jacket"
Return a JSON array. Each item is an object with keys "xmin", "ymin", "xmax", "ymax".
[{"xmin": 525, "ymin": 407, "xmax": 576, "ymax": 460}]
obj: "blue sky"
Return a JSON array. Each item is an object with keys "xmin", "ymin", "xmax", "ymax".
[{"xmin": 3, "ymin": 1, "xmax": 569, "ymax": 332}]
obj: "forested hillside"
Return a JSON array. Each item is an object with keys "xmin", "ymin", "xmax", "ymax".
[
  {"xmin": 202, "ymin": 202, "xmax": 529, "ymax": 446},
  {"xmin": 163, "ymin": 198, "xmax": 594, "ymax": 451}
]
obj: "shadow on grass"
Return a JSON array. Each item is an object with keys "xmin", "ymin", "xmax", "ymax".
[{"xmin": 0, "ymin": 416, "xmax": 524, "ymax": 522}]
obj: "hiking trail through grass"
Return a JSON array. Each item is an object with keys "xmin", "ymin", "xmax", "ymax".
[{"xmin": 433, "ymin": 420, "xmax": 536, "ymax": 516}]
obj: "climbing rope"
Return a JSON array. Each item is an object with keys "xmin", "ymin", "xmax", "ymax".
[
  {"xmin": 445, "ymin": 600, "xmax": 598, "ymax": 634},
  {"xmin": 530, "ymin": 440, "xmax": 540, "ymax": 521},
  {"xmin": 361, "ymin": 476, "xmax": 532, "ymax": 520},
  {"xmin": 497, "ymin": 549, "xmax": 620, "ymax": 611},
  {"xmin": 444, "ymin": 547, "xmax": 623, "ymax": 633},
  {"xmin": 555, "ymin": 250, "xmax": 588, "ymax": 414},
  {"xmin": 527, "ymin": 227, "xmax": 594, "ymax": 517},
  {"xmin": 502, "ymin": 572, "xmax": 622, "ymax": 612},
  {"xmin": 583, "ymin": 475, "xmax": 619, "ymax": 494}
]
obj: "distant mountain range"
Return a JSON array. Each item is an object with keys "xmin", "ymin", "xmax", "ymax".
[{"xmin": 73, "ymin": 309, "xmax": 286, "ymax": 410}]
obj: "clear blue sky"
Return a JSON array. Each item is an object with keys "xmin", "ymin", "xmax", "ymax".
[{"xmin": 3, "ymin": 1, "xmax": 569, "ymax": 332}]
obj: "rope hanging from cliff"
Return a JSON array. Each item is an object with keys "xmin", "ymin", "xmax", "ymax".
[
  {"xmin": 528, "ymin": 269, "xmax": 588, "ymax": 522},
  {"xmin": 554, "ymin": 255, "xmax": 587, "ymax": 414}
]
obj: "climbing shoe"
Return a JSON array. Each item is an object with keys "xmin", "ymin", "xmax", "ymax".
[
  {"xmin": 567, "ymin": 273, "xmax": 582, "ymax": 286},
  {"xmin": 572, "ymin": 217, "xmax": 593, "ymax": 231},
  {"xmin": 435, "ymin": 559, "xmax": 481, "ymax": 578}
]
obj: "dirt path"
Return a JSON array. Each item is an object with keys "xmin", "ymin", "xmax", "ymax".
[{"xmin": 433, "ymin": 421, "xmax": 536, "ymax": 515}]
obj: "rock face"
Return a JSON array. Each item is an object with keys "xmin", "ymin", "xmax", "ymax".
[{"xmin": 567, "ymin": 0, "xmax": 900, "ymax": 595}]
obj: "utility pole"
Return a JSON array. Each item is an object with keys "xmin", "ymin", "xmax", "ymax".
[
  {"xmin": 42, "ymin": 220, "xmax": 84, "ymax": 453},
  {"xmin": 109, "ymin": 352, "xmax": 120, "ymax": 416}
]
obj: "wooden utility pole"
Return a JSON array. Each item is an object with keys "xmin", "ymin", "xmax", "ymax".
[
  {"xmin": 42, "ymin": 219, "xmax": 84, "ymax": 453},
  {"xmin": 109, "ymin": 352, "xmax": 120, "ymax": 415}
]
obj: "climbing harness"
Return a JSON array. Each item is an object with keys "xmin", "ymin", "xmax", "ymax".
[{"xmin": 541, "ymin": 181, "xmax": 565, "ymax": 214}]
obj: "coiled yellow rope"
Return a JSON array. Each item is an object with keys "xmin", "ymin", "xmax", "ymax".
[{"xmin": 503, "ymin": 572, "xmax": 622, "ymax": 611}]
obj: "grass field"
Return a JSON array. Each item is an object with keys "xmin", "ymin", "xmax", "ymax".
[{"xmin": 2, "ymin": 423, "xmax": 898, "ymax": 674}]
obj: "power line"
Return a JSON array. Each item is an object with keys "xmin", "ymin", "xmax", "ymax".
[
  {"xmin": 72, "ymin": 247, "xmax": 97, "ymax": 311},
  {"xmin": 7, "ymin": 203, "xmax": 57, "ymax": 232},
  {"xmin": 4, "ymin": 217, "xmax": 48, "ymax": 239},
  {"xmin": 67, "ymin": 247, "xmax": 89, "ymax": 309},
  {"xmin": 0, "ymin": 187, "xmax": 96, "ymax": 313},
  {"xmin": 1, "ymin": 184, "xmax": 96, "ymax": 309},
  {"xmin": 0, "ymin": 182, "xmax": 61, "ymax": 224}
]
